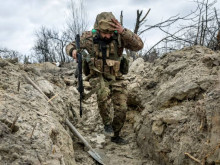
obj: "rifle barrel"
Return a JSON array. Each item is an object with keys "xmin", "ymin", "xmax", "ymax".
[{"xmin": 75, "ymin": 34, "xmax": 84, "ymax": 117}]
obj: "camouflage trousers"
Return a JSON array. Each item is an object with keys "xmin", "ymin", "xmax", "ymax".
[{"xmin": 89, "ymin": 76, "xmax": 128, "ymax": 135}]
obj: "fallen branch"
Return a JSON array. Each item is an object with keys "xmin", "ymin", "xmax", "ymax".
[
  {"xmin": 185, "ymin": 153, "xmax": 201, "ymax": 164},
  {"xmin": 23, "ymin": 74, "xmax": 53, "ymax": 107},
  {"xmin": 23, "ymin": 74, "xmax": 48, "ymax": 100}
]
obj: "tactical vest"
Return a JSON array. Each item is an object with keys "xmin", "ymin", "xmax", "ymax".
[{"xmin": 83, "ymin": 30, "xmax": 129, "ymax": 79}]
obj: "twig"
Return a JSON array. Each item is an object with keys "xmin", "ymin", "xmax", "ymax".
[
  {"xmin": 120, "ymin": 10, "xmax": 123, "ymax": 26},
  {"xmin": 124, "ymin": 155, "xmax": 134, "ymax": 159},
  {"xmin": 11, "ymin": 115, "xmax": 19, "ymax": 132},
  {"xmin": 134, "ymin": 9, "xmax": 151, "ymax": 34},
  {"xmin": 185, "ymin": 153, "xmax": 201, "ymax": 164},
  {"xmin": 32, "ymin": 109, "xmax": 49, "ymax": 118},
  {"xmin": 140, "ymin": 8, "xmax": 151, "ymax": 23},
  {"xmin": 17, "ymin": 81, "xmax": 20, "ymax": 92},
  {"xmin": 145, "ymin": 26, "xmax": 190, "ymax": 55},
  {"xmin": 48, "ymin": 92, "xmax": 60, "ymax": 103},
  {"xmin": 30, "ymin": 123, "xmax": 37, "ymax": 139}
]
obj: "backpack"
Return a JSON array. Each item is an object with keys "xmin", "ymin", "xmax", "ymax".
[{"xmin": 120, "ymin": 55, "xmax": 129, "ymax": 75}]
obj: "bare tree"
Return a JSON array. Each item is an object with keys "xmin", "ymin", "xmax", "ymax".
[
  {"xmin": 33, "ymin": 0, "xmax": 88, "ymax": 63},
  {"xmin": 120, "ymin": 0, "xmax": 219, "ymax": 61},
  {"xmin": 0, "ymin": 47, "xmax": 22, "ymax": 61},
  {"xmin": 33, "ymin": 26, "xmax": 52, "ymax": 63},
  {"xmin": 23, "ymin": 55, "xmax": 31, "ymax": 64},
  {"xmin": 33, "ymin": 26, "xmax": 72, "ymax": 63},
  {"xmin": 121, "ymin": 9, "xmax": 151, "ymax": 60},
  {"xmin": 141, "ymin": 0, "xmax": 220, "ymax": 56},
  {"xmin": 64, "ymin": 0, "xmax": 88, "ymax": 41}
]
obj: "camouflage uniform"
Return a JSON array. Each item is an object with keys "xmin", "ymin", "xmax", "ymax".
[{"xmin": 66, "ymin": 12, "xmax": 143, "ymax": 136}]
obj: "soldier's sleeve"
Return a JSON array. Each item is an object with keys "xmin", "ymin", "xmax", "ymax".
[
  {"xmin": 121, "ymin": 28, "xmax": 144, "ymax": 51},
  {"xmin": 65, "ymin": 31, "xmax": 93, "ymax": 57}
]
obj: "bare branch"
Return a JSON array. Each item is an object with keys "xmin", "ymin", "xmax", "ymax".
[{"xmin": 134, "ymin": 9, "xmax": 151, "ymax": 34}]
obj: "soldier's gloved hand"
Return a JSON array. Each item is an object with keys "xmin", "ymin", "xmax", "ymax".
[
  {"xmin": 111, "ymin": 18, "xmax": 124, "ymax": 34},
  {"xmin": 72, "ymin": 50, "xmax": 77, "ymax": 59}
]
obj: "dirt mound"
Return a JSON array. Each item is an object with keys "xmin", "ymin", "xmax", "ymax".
[
  {"xmin": 0, "ymin": 58, "xmax": 153, "ymax": 165},
  {"xmin": 127, "ymin": 45, "xmax": 220, "ymax": 164},
  {"xmin": 0, "ymin": 60, "xmax": 78, "ymax": 165},
  {"xmin": 0, "ymin": 45, "xmax": 219, "ymax": 165}
]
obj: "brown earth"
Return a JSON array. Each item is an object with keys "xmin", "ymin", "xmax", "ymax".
[
  {"xmin": 0, "ymin": 45, "xmax": 219, "ymax": 165},
  {"xmin": 128, "ymin": 45, "xmax": 220, "ymax": 165}
]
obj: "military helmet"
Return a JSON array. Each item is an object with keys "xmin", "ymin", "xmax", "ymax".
[{"xmin": 94, "ymin": 12, "xmax": 116, "ymax": 33}]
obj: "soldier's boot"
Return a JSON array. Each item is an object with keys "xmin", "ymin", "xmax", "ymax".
[
  {"xmin": 111, "ymin": 132, "xmax": 128, "ymax": 145},
  {"xmin": 111, "ymin": 136, "xmax": 128, "ymax": 145},
  {"xmin": 104, "ymin": 124, "xmax": 113, "ymax": 135}
]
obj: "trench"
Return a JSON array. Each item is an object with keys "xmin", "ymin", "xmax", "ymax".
[{"xmin": 67, "ymin": 95, "xmax": 154, "ymax": 165}]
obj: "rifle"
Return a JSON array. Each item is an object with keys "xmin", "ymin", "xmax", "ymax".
[
  {"xmin": 75, "ymin": 34, "xmax": 84, "ymax": 117},
  {"xmin": 100, "ymin": 41, "xmax": 107, "ymax": 72}
]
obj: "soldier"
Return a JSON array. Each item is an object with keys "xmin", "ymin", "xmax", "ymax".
[{"xmin": 66, "ymin": 12, "xmax": 143, "ymax": 144}]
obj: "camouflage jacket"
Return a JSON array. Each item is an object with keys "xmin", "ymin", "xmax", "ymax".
[{"xmin": 66, "ymin": 28, "xmax": 144, "ymax": 58}]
